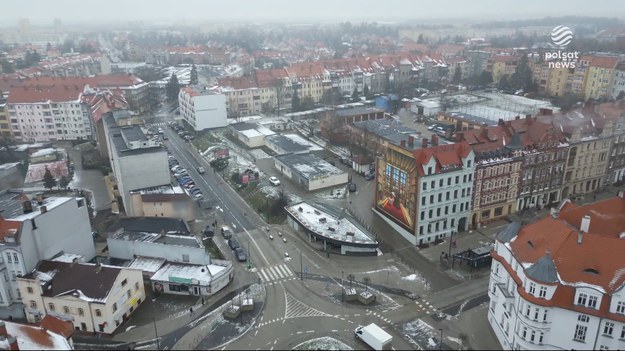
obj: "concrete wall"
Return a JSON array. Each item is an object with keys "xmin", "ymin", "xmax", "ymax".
[
  {"xmin": 108, "ymin": 237, "xmax": 210, "ymax": 265},
  {"xmin": 190, "ymin": 94, "xmax": 228, "ymax": 131},
  {"xmin": 130, "ymin": 194, "xmax": 194, "ymax": 221},
  {"xmin": 308, "ymin": 172, "xmax": 348, "ymax": 191},
  {"xmin": 117, "ymin": 151, "xmax": 169, "ymax": 216}
]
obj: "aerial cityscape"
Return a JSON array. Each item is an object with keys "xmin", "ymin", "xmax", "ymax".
[{"xmin": 1, "ymin": 1, "xmax": 625, "ymax": 350}]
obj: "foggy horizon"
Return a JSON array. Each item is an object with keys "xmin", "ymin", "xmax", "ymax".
[{"xmin": 2, "ymin": 0, "xmax": 625, "ymax": 27}]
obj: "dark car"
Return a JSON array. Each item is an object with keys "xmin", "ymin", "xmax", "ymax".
[
  {"xmin": 364, "ymin": 173, "xmax": 374, "ymax": 181},
  {"xmin": 348, "ymin": 183, "xmax": 357, "ymax": 192},
  {"xmin": 221, "ymin": 226, "xmax": 233, "ymax": 239},
  {"xmin": 203, "ymin": 226, "xmax": 214, "ymax": 238},
  {"xmin": 228, "ymin": 238, "xmax": 240, "ymax": 250},
  {"xmin": 235, "ymin": 247, "xmax": 247, "ymax": 262}
]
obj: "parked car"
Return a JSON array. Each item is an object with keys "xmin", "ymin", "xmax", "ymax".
[
  {"xmin": 197, "ymin": 166, "xmax": 205, "ymax": 174},
  {"xmin": 269, "ymin": 176, "xmax": 281, "ymax": 186},
  {"xmin": 348, "ymin": 183, "xmax": 357, "ymax": 192},
  {"xmin": 203, "ymin": 226, "xmax": 214, "ymax": 238},
  {"xmin": 194, "ymin": 193, "xmax": 204, "ymax": 200},
  {"xmin": 221, "ymin": 226, "xmax": 233, "ymax": 239},
  {"xmin": 364, "ymin": 173, "xmax": 375, "ymax": 181},
  {"xmin": 235, "ymin": 247, "xmax": 247, "ymax": 262},
  {"xmin": 228, "ymin": 238, "xmax": 240, "ymax": 250}
]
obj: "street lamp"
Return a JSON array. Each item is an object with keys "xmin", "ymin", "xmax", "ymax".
[
  {"xmin": 341, "ymin": 270, "xmax": 345, "ymax": 302},
  {"xmin": 300, "ymin": 250, "xmax": 303, "ymax": 280},
  {"xmin": 152, "ymin": 296, "xmax": 160, "ymax": 350},
  {"xmin": 247, "ymin": 241, "xmax": 252, "ymax": 269},
  {"xmin": 439, "ymin": 328, "xmax": 443, "ymax": 350}
]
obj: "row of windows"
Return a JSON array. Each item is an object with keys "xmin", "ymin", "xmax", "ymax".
[{"xmin": 420, "ymin": 189, "xmax": 472, "ymax": 206}]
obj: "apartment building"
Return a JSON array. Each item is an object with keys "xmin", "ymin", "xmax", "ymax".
[
  {"xmin": 545, "ymin": 65, "xmax": 573, "ymax": 97},
  {"xmin": 505, "ymin": 116, "xmax": 568, "ymax": 210},
  {"xmin": 102, "ymin": 111, "xmax": 169, "ymax": 216},
  {"xmin": 488, "ymin": 55, "xmax": 517, "ymax": 84},
  {"xmin": 610, "ymin": 63, "xmax": 625, "ymax": 100},
  {"xmin": 583, "ymin": 55, "xmax": 619, "ymax": 100},
  {"xmin": 18, "ymin": 260, "xmax": 144, "ymax": 334},
  {"xmin": 375, "ymin": 139, "xmax": 474, "ymax": 246},
  {"xmin": 597, "ymin": 101, "xmax": 625, "ymax": 183},
  {"xmin": 488, "ymin": 196, "xmax": 625, "ymax": 350},
  {"xmin": 0, "ymin": 97, "xmax": 11, "ymax": 139},
  {"xmin": 537, "ymin": 108, "xmax": 612, "ymax": 198},
  {"xmin": 0, "ymin": 192, "xmax": 96, "ymax": 319},
  {"xmin": 455, "ymin": 123, "xmax": 524, "ymax": 228},
  {"xmin": 178, "ymin": 86, "xmax": 227, "ymax": 131}
]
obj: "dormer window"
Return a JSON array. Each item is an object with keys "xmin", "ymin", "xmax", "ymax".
[
  {"xmin": 539, "ymin": 286, "xmax": 547, "ymax": 298},
  {"xmin": 529, "ymin": 282, "xmax": 536, "ymax": 295}
]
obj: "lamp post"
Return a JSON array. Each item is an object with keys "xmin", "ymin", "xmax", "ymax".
[
  {"xmin": 152, "ymin": 296, "xmax": 160, "ymax": 350},
  {"xmin": 439, "ymin": 328, "xmax": 443, "ymax": 350},
  {"xmin": 300, "ymin": 250, "xmax": 303, "ymax": 280},
  {"xmin": 247, "ymin": 241, "xmax": 251, "ymax": 269},
  {"xmin": 341, "ymin": 270, "xmax": 345, "ymax": 302},
  {"xmin": 448, "ymin": 230, "xmax": 455, "ymax": 268}
]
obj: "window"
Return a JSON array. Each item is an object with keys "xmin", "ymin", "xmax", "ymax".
[
  {"xmin": 182, "ymin": 254, "xmax": 190, "ymax": 263},
  {"xmin": 533, "ymin": 307, "xmax": 540, "ymax": 320},
  {"xmin": 127, "ymin": 289, "xmax": 131, "ymax": 298},
  {"xmin": 577, "ymin": 293, "xmax": 588, "ymax": 306},
  {"xmin": 578, "ymin": 314, "xmax": 589, "ymax": 323},
  {"xmin": 78, "ymin": 308, "xmax": 84, "ymax": 317},
  {"xmin": 48, "ymin": 303, "xmax": 55, "ymax": 312},
  {"xmin": 12, "ymin": 253, "xmax": 18, "ymax": 263},
  {"xmin": 529, "ymin": 282, "xmax": 536, "ymax": 295},
  {"xmin": 112, "ymin": 303, "xmax": 117, "ymax": 312},
  {"xmin": 617, "ymin": 301, "xmax": 625, "ymax": 314},
  {"xmin": 135, "ymin": 282, "xmax": 140, "ymax": 291},
  {"xmin": 604, "ymin": 322, "xmax": 614, "ymax": 336},
  {"xmin": 620, "ymin": 326, "xmax": 625, "ymax": 339},
  {"xmin": 96, "ymin": 309, "xmax": 102, "ymax": 317},
  {"xmin": 6, "ymin": 253, "xmax": 11, "ymax": 263},
  {"xmin": 26, "ymin": 287, "xmax": 33, "ymax": 294},
  {"xmin": 29, "ymin": 300, "xmax": 37, "ymax": 309},
  {"xmin": 574, "ymin": 324, "xmax": 587, "ymax": 342},
  {"xmin": 530, "ymin": 330, "xmax": 536, "ymax": 343},
  {"xmin": 121, "ymin": 279, "xmax": 128, "ymax": 287},
  {"xmin": 589, "ymin": 295, "xmax": 598, "ymax": 309},
  {"xmin": 542, "ymin": 309, "xmax": 548, "ymax": 322},
  {"xmin": 521, "ymin": 326, "xmax": 528, "ymax": 340},
  {"xmin": 539, "ymin": 332, "xmax": 544, "ymax": 344},
  {"xmin": 539, "ymin": 286, "xmax": 547, "ymax": 298},
  {"xmin": 63, "ymin": 306, "xmax": 70, "ymax": 314}
]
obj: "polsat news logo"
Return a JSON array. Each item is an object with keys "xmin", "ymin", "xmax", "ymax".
[{"xmin": 546, "ymin": 25, "xmax": 579, "ymax": 69}]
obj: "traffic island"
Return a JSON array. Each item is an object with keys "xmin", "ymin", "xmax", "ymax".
[
  {"xmin": 223, "ymin": 305, "xmax": 241, "ymax": 320},
  {"xmin": 345, "ymin": 288, "xmax": 358, "ymax": 302},
  {"xmin": 358, "ymin": 291, "xmax": 376, "ymax": 305},
  {"xmin": 241, "ymin": 298, "xmax": 254, "ymax": 312}
]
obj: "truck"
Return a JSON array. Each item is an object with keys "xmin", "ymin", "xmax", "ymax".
[{"xmin": 354, "ymin": 323, "xmax": 393, "ymax": 350}]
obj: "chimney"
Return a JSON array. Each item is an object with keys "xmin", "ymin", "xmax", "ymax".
[
  {"xmin": 432, "ymin": 134, "xmax": 439, "ymax": 146},
  {"xmin": 39, "ymin": 206, "xmax": 47, "ymax": 214},
  {"xmin": 0, "ymin": 321, "xmax": 7, "ymax": 338},
  {"xmin": 619, "ymin": 190, "xmax": 625, "ymax": 199},
  {"xmin": 515, "ymin": 115, "xmax": 520, "ymax": 120},
  {"xmin": 408, "ymin": 135, "xmax": 415, "ymax": 146},
  {"xmin": 22, "ymin": 201, "xmax": 33, "ymax": 214},
  {"xmin": 498, "ymin": 118, "xmax": 505, "ymax": 126},
  {"xmin": 400, "ymin": 140, "xmax": 406, "ymax": 147},
  {"xmin": 71, "ymin": 257, "xmax": 78, "ymax": 267},
  {"xmin": 422, "ymin": 138, "xmax": 428, "ymax": 148},
  {"xmin": 36, "ymin": 193, "xmax": 43, "ymax": 205},
  {"xmin": 580, "ymin": 215, "xmax": 591, "ymax": 233},
  {"xmin": 8, "ymin": 336, "xmax": 17, "ymax": 351},
  {"xmin": 95, "ymin": 262, "xmax": 102, "ymax": 274}
]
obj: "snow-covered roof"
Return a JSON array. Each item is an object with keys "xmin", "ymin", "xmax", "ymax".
[
  {"xmin": 285, "ymin": 202, "xmax": 377, "ymax": 245},
  {"xmin": 0, "ymin": 320, "xmax": 72, "ymax": 350},
  {"xmin": 128, "ymin": 256, "xmax": 166, "ymax": 274},
  {"xmin": 151, "ymin": 263, "xmax": 218, "ymax": 286},
  {"xmin": 51, "ymin": 253, "xmax": 85, "ymax": 263},
  {"xmin": 275, "ymin": 153, "xmax": 345, "ymax": 181},
  {"xmin": 30, "ymin": 148, "xmax": 57, "ymax": 158}
]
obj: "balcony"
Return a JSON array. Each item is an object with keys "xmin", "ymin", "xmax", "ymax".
[{"xmin": 496, "ymin": 283, "xmax": 514, "ymax": 301}]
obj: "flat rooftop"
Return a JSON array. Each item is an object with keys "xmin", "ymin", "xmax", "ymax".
[
  {"xmin": 106, "ymin": 217, "xmax": 190, "ymax": 235},
  {"xmin": 109, "ymin": 231, "xmax": 202, "ymax": 248},
  {"xmin": 265, "ymin": 134, "xmax": 323, "ymax": 154},
  {"xmin": 275, "ymin": 153, "xmax": 345, "ymax": 181},
  {"xmin": 285, "ymin": 202, "xmax": 377, "ymax": 245}
]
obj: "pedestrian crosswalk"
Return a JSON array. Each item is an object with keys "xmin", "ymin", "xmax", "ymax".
[{"xmin": 256, "ymin": 264, "xmax": 295, "ymax": 284}]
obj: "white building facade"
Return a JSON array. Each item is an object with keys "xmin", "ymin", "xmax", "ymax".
[
  {"xmin": 488, "ymin": 198, "xmax": 625, "ymax": 351},
  {"xmin": 179, "ymin": 87, "xmax": 228, "ymax": 131},
  {"xmin": 0, "ymin": 195, "xmax": 96, "ymax": 319}
]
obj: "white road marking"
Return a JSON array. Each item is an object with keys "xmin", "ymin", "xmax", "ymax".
[{"xmin": 260, "ymin": 269, "xmax": 270, "ymax": 282}]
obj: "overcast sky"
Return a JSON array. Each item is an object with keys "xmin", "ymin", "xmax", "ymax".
[{"xmin": 2, "ymin": 0, "xmax": 624, "ymax": 25}]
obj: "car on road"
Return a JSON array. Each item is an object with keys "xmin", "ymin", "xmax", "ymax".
[
  {"xmin": 364, "ymin": 173, "xmax": 375, "ymax": 181},
  {"xmin": 228, "ymin": 238, "xmax": 240, "ymax": 250},
  {"xmin": 348, "ymin": 183, "xmax": 357, "ymax": 192},
  {"xmin": 203, "ymin": 226, "xmax": 214, "ymax": 237},
  {"xmin": 197, "ymin": 166, "xmax": 205, "ymax": 174},
  {"xmin": 269, "ymin": 176, "xmax": 281, "ymax": 186},
  {"xmin": 234, "ymin": 247, "xmax": 247, "ymax": 262},
  {"xmin": 221, "ymin": 226, "xmax": 233, "ymax": 239}
]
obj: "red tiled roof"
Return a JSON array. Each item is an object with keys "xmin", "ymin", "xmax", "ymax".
[
  {"xmin": 39, "ymin": 315, "xmax": 74, "ymax": 339},
  {"xmin": 0, "ymin": 216, "xmax": 22, "ymax": 243},
  {"xmin": 217, "ymin": 76, "xmax": 258, "ymax": 90},
  {"xmin": 506, "ymin": 197, "xmax": 625, "ymax": 295},
  {"xmin": 412, "ymin": 141, "xmax": 471, "ymax": 176}
]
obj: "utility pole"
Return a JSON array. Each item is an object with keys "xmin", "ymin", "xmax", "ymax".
[
  {"xmin": 300, "ymin": 250, "xmax": 303, "ymax": 280},
  {"xmin": 439, "ymin": 328, "xmax": 443, "ymax": 350},
  {"xmin": 448, "ymin": 230, "xmax": 455, "ymax": 269},
  {"xmin": 247, "ymin": 241, "xmax": 251, "ymax": 269},
  {"xmin": 341, "ymin": 270, "xmax": 345, "ymax": 302}
]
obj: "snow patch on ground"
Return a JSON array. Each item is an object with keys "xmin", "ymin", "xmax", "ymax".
[
  {"xmin": 357, "ymin": 266, "xmax": 400, "ymax": 275},
  {"xmin": 292, "ymin": 336, "xmax": 352, "ymax": 350},
  {"xmin": 401, "ymin": 274, "xmax": 418, "ymax": 281},
  {"xmin": 125, "ymin": 325, "xmax": 136, "ymax": 331}
]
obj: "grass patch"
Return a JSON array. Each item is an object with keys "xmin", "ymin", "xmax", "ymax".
[
  {"xmin": 245, "ymin": 187, "xmax": 287, "ymax": 224},
  {"xmin": 204, "ymin": 238, "xmax": 225, "ymax": 260},
  {"xmin": 192, "ymin": 130, "xmax": 223, "ymax": 152}
]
